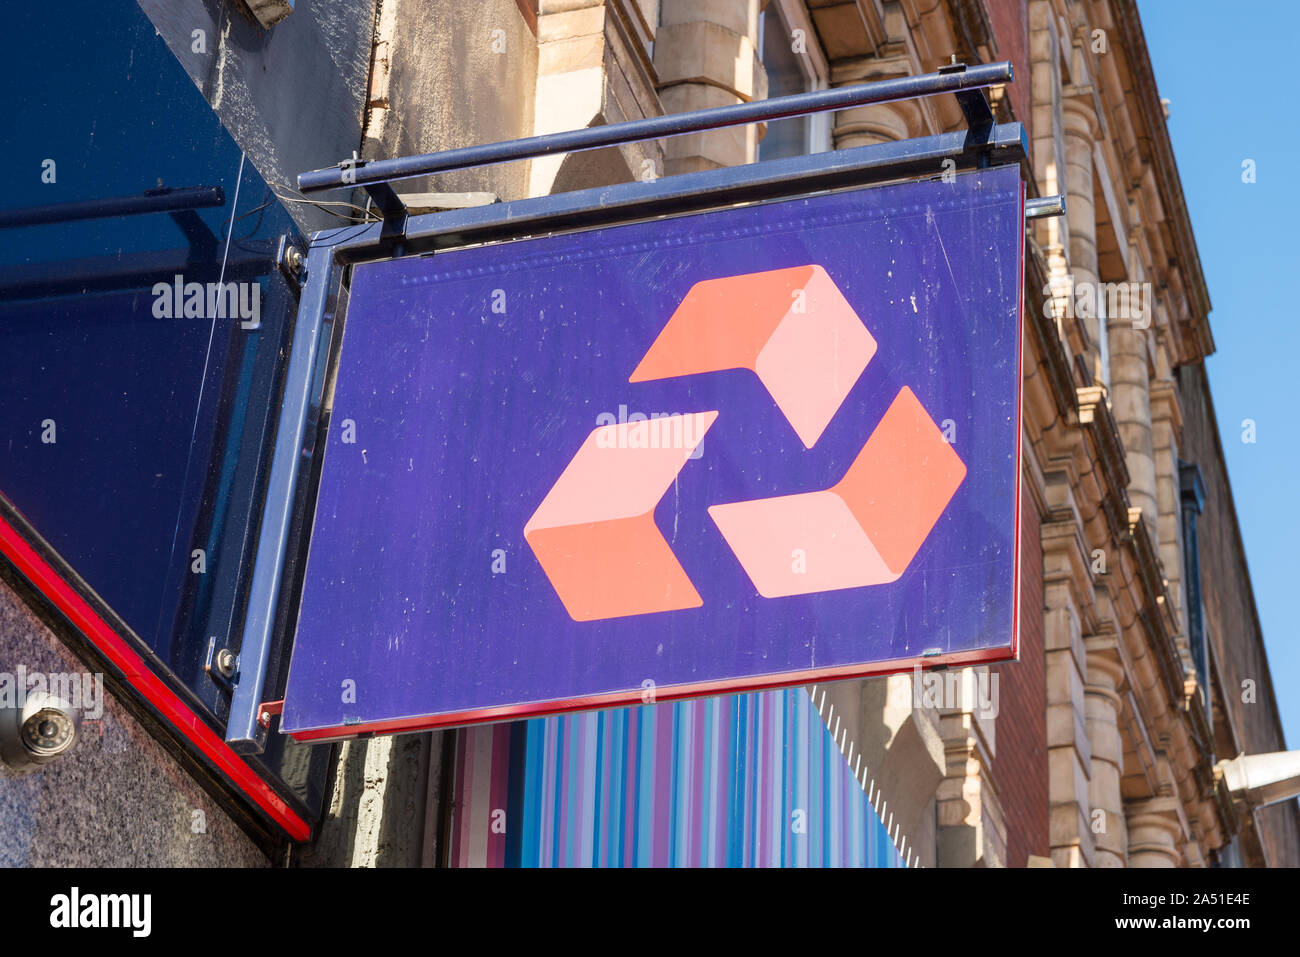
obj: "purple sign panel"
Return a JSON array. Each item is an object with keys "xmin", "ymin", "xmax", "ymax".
[{"xmin": 282, "ymin": 165, "xmax": 1025, "ymax": 740}]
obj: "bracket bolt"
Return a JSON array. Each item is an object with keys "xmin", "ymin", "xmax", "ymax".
[{"xmin": 215, "ymin": 648, "xmax": 236, "ymax": 678}]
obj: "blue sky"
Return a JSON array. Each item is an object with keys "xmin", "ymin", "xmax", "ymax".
[{"xmin": 1138, "ymin": 0, "xmax": 1299, "ymax": 748}]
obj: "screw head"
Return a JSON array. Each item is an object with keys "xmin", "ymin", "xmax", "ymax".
[{"xmin": 215, "ymin": 648, "xmax": 236, "ymax": 678}]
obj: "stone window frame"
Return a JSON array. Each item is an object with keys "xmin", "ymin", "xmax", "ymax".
[{"xmin": 758, "ymin": 0, "xmax": 832, "ymax": 158}]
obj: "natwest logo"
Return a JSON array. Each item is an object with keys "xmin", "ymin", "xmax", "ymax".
[{"xmin": 525, "ymin": 265, "xmax": 965, "ymax": 622}]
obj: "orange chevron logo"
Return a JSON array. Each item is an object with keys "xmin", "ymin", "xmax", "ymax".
[
  {"xmin": 630, "ymin": 264, "xmax": 876, "ymax": 448},
  {"xmin": 525, "ymin": 265, "xmax": 965, "ymax": 621},
  {"xmin": 708, "ymin": 387, "xmax": 965, "ymax": 598},
  {"xmin": 524, "ymin": 413, "xmax": 718, "ymax": 622}
]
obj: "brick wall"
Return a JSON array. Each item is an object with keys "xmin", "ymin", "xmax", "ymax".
[
  {"xmin": 984, "ymin": 0, "xmax": 1031, "ymax": 146},
  {"xmin": 992, "ymin": 494, "xmax": 1048, "ymax": 866}
]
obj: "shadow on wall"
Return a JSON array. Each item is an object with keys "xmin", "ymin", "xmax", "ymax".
[
  {"xmin": 549, "ymin": 137, "xmax": 645, "ymax": 195},
  {"xmin": 290, "ymin": 732, "xmax": 440, "ymax": 868}
]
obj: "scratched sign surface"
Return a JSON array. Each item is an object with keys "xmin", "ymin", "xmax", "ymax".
[{"xmin": 282, "ymin": 165, "xmax": 1024, "ymax": 740}]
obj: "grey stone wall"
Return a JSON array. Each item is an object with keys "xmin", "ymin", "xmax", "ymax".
[
  {"xmin": 137, "ymin": 0, "xmax": 378, "ymax": 233},
  {"xmin": 365, "ymin": 0, "xmax": 538, "ymax": 201},
  {"xmin": 0, "ymin": 577, "xmax": 267, "ymax": 867},
  {"xmin": 291, "ymin": 731, "xmax": 449, "ymax": 867}
]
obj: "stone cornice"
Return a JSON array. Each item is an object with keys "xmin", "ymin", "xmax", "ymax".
[{"xmin": 1148, "ymin": 376, "xmax": 1182, "ymax": 435}]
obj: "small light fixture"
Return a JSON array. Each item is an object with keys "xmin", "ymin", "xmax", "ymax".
[{"xmin": 0, "ymin": 689, "xmax": 81, "ymax": 772}]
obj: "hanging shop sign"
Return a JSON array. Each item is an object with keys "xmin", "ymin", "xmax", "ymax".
[{"xmin": 278, "ymin": 163, "xmax": 1025, "ymax": 740}]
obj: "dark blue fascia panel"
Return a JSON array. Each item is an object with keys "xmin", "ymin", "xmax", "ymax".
[{"xmin": 0, "ymin": 0, "xmax": 328, "ymax": 823}]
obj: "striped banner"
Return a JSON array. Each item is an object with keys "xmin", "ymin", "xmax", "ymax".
[{"xmin": 449, "ymin": 687, "xmax": 905, "ymax": 868}]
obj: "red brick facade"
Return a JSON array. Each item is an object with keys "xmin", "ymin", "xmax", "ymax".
[
  {"xmin": 986, "ymin": 0, "xmax": 1031, "ymax": 147},
  {"xmin": 993, "ymin": 495, "xmax": 1048, "ymax": 867}
]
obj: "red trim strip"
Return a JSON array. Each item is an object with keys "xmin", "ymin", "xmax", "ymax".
[
  {"xmin": 1012, "ymin": 181, "xmax": 1027, "ymax": 662},
  {"xmin": 0, "ymin": 514, "xmax": 311, "ymax": 842},
  {"xmin": 287, "ymin": 643, "xmax": 1016, "ymax": 742}
]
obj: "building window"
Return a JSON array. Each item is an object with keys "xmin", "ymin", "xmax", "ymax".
[
  {"xmin": 758, "ymin": 0, "xmax": 831, "ymax": 161},
  {"xmin": 1098, "ymin": 288, "xmax": 1111, "ymax": 392},
  {"xmin": 1180, "ymin": 461, "xmax": 1211, "ymax": 719}
]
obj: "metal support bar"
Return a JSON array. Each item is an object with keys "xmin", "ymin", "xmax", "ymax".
[
  {"xmin": 362, "ymin": 180, "xmax": 408, "ymax": 230},
  {"xmin": 257, "ymin": 699, "xmax": 285, "ymax": 729},
  {"xmin": 298, "ymin": 61, "xmax": 1013, "ymax": 197},
  {"xmin": 315, "ymin": 123, "xmax": 1028, "ymax": 265},
  {"xmin": 226, "ymin": 242, "xmax": 337, "ymax": 753},
  {"xmin": 1026, "ymin": 195, "xmax": 1066, "ymax": 220},
  {"xmin": 0, "ymin": 186, "xmax": 225, "ymax": 228},
  {"xmin": 940, "ymin": 61, "xmax": 995, "ymax": 137},
  {"xmin": 169, "ymin": 209, "xmax": 220, "ymax": 261}
]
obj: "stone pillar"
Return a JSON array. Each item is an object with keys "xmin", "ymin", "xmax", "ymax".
[
  {"xmin": 1042, "ymin": 506, "xmax": 1094, "ymax": 868},
  {"xmin": 1108, "ymin": 308, "xmax": 1159, "ymax": 542},
  {"xmin": 1126, "ymin": 798, "xmax": 1184, "ymax": 867},
  {"xmin": 831, "ymin": 57, "xmax": 921, "ymax": 149},
  {"xmin": 296, "ymin": 731, "xmax": 438, "ymax": 867},
  {"xmin": 530, "ymin": 0, "xmax": 664, "ymax": 195},
  {"xmin": 1029, "ymin": 0, "xmax": 1066, "ymax": 202},
  {"xmin": 936, "ymin": 667, "xmax": 1006, "ymax": 867},
  {"xmin": 817, "ymin": 672, "xmax": 947, "ymax": 867},
  {"xmin": 653, "ymin": 0, "xmax": 764, "ymax": 174},
  {"xmin": 1062, "ymin": 96, "xmax": 1102, "ymax": 383},
  {"xmin": 1084, "ymin": 639, "xmax": 1127, "ymax": 866},
  {"xmin": 363, "ymin": 0, "xmax": 540, "ymax": 202},
  {"xmin": 1030, "ymin": 0, "xmax": 1070, "ymax": 340}
]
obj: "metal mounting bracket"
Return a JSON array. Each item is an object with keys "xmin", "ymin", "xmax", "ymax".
[
  {"xmin": 940, "ymin": 60, "xmax": 996, "ymax": 140},
  {"xmin": 298, "ymin": 61, "xmax": 1016, "ymax": 242}
]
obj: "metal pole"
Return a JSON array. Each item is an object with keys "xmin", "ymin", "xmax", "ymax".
[
  {"xmin": 226, "ymin": 242, "xmax": 336, "ymax": 754},
  {"xmin": 1026, "ymin": 195, "xmax": 1066, "ymax": 220},
  {"xmin": 298, "ymin": 61, "xmax": 1013, "ymax": 194},
  {"xmin": 0, "ymin": 186, "xmax": 225, "ymax": 228}
]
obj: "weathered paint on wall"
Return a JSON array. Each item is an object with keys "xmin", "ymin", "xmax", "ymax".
[
  {"xmin": 137, "ymin": 0, "xmax": 377, "ymax": 233},
  {"xmin": 366, "ymin": 0, "xmax": 539, "ymax": 201}
]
